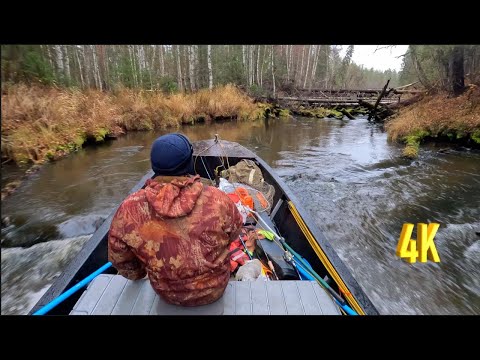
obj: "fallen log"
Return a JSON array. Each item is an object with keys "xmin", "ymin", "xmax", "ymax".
[
  {"xmin": 388, "ymin": 93, "xmax": 424, "ymax": 110},
  {"xmin": 340, "ymin": 108, "xmax": 355, "ymax": 120},
  {"xmin": 298, "ymin": 88, "xmax": 383, "ymax": 93},
  {"xmin": 392, "ymin": 89, "xmax": 426, "ymax": 95},
  {"xmin": 356, "ymin": 100, "xmax": 376, "ymax": 110},
  {"xmin": 359, "ymin": 99, "xmax": 394, "ymax": 120},
  {"xmin": 368, "ymin": 79, "xmax": 390, "ymax": 121},
  {"xmin": 262, "ymin": 96, "xmax": 395, "ymax": 105},
  {"xmin": 394, "ymin": 81, "xmax": 419, "ymax": 90}
]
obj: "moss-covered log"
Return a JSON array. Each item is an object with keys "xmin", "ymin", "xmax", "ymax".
[{"xmin": 340, "ymin": 108, "xmax": 355, "ymax": 119}]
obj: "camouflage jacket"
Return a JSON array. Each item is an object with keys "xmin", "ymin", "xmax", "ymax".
[{"xmin": 108, "ymin": 175, "xmax": 243, "ymax": 306}]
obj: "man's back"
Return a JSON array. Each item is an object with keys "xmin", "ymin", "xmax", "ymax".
[{"xmin": 108, "ymin": 174, "xmax": 243, "ymax": 306}]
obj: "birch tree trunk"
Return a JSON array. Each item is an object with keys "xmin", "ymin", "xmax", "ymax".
[
  {"xmin": 184, "ymin": 46, "xmax": 189, "ymax": 91},
  {"xmin": 97, "ymin": 45, "xmax": 106, "ymax": 90},
  {"xmin": 325, "ymin": 48, "xmax": 330, "ymax": 88},
  {"xmin": 256, "ymin": 45, "xmax": 261, "ymax": 85},
  {"xmin": 98, "ymin": 45, "xmax": 104, "ymax": 90},
  {"xmin": 188, "ymin": 45, "xmax": 196, "ymax": 91},
  {"xmin": 183, "ymin": 46, "xmax": 190, "ymax": 91},
  {"xmin": 142, "ymin": 46, "xmax": 147, "ymax": 71},
  {"xmin": 289, "ymin": 45, "xmax": 294, "ymax": 83},
  {"xmin": 54, "ymin": 45, "xmax": 64, "ymax": 81},
  {"xmin": 286, "ymin": 45, "xmax": 290, "ymax": 81},
  {"xmin": 271, "ymin": 45, "xmax": 276, "ymax": 97},
  {"xmin": 63, "ymin": 46, "xmax": 71, "ymax": 84},
  {"xmin": 242, "ymin": 45, "xmax": 247, "ymax": 84},
  {"xmin": 249, "ymin": 45, "xmax": 254, "ymax": 86},
  {"xmin": 91, "ymin": 45, "xmax": 102, "ymax": 90},
  {"xmin": 310, "ymin": 45, "xmax": 320, "ymax": 89},
  {"xmin": 246, "ymin": 45, "xmax": 249, "ymax": 86},
  {"xmin": 129, "ymin": 45, "xmax": 137, "ymax": 87},
  {"xmin": 303, "ymin": 45, "xmax": 312, "ymax": 88},
  {"xmin": 260, "ymin": 45, "xmax": 266, "ymax": 88},
  {"xmin": 193, "ymin": 45, "xmax": 197, "ymax": 90},
  {"xmin": 105, "ymin": 46, "xmax": 111, "ymax": 90},
  {"xmin": 75, "ymin": 45, "xmax": 84, "ymax": 89},
  {"xmin": 45, "ymin": 45, "xmax": 54, "ymax": 69},
  {"xmin": 207, "ymin": 45, "xmax": 213, "ymax": 89},
  {"xmin": 136, "ymin": 45, "xmax": 143, "ymax": 87},
  {"xmin": 150, "ymin": 45, "xmax": 155, "ymax": 90},
  {"xmin": 137, "ymin": 45, "xmax": 144, "ymax": 72},
  {"xmin": 194, "ymin": 45, "xmax": 199, "ymax": 90},
  {"xmin": 82, "ymin": 45, "xmax": 91, "ymax": 87},
  {"xmin": 295, "ymin": 46, "xmax": 302, "ymax": 86},
  {"xmin": 299, "ymin": 45, "xmax": 306, "ymax": 87},
  {"xmin": 176, "ymin": 45, "xmax": 184, "ymax": 91},
  {"xmin": 155, "ymin": 46, "xmax": 160, "ymax": 89},
  {"xmin": 159, "ymin": 45, "xmax": 165, "ymax": 76},
  {"xmin": 91, "ymin": 45, "xmax": 98, "ymax": 89},
  {"xmin": 115, "ymin": 45, "xmax": 121, "ymax": 84}
]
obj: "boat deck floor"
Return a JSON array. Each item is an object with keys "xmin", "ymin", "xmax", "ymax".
[{"xmin": 70, "ymin": 274, "xmax": 341, "ymax": 315}]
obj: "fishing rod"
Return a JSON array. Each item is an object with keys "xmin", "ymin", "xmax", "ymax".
[
  {"xmin": 33, "ymin": 262, "xmax": 113, "ymax": 315},
  {"xmin": 238, "ymin": 235, "xmax": 253, "ymax": 260},
  {"xmin": 289, "ymin": 258, "xmax": 354, "ymax": 315},
  {"xmin": 282, "ymin": 240, "xmax": 357, "ymax": 315},
  {"xmin": 250, "ymin": 210, "xmax": 358, "ymax": 315}
]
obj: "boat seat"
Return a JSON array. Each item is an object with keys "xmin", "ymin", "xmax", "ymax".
[{"xmin": 70, "ymin": 274, "xmax": 341, "ymax": 315}]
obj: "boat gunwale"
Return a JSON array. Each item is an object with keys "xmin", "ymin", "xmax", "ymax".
[
  {"xmin": 28, "ymin": 139, "xmax": 378, "ymax": 315},
  {"xmin": 254, "ymin": 156, "xmax": 378, "ymax": 315}
]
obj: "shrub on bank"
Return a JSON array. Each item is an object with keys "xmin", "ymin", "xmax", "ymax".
[
  {"xmin": 1, "ymin": 84, "xmax": 265, "ymax": 165},
  {"xmin": 386, "ymin": 85, "xmax": 480, "ymax": 157}
]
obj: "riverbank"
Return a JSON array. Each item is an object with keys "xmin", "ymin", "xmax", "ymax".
[
  {"xmin": 385, "ymin": 85, "xmax": 480, "ymax": 158},
  {"xmin": 1, "ymin": 83, "xmax": 267, "ymax": 166}
]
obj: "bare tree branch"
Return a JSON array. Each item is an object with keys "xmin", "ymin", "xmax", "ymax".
[{"xmin": 374, "ymin": 45, "xmax": 396, "ymax": 53}]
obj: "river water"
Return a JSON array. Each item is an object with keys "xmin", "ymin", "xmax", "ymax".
[{"xmin": 2, "ymin": 116, "xmax": 479, "ymax": 315}]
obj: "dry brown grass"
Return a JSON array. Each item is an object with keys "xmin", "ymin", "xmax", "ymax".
[
  {"xmin": 1, "ymin": 84, "xmax": 263, "ymax": 165},
  {"xmin": 386, "ymin": 85, "xmax": 480, "ymax": 143}
]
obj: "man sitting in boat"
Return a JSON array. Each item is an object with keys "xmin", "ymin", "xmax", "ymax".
[{"xmin": 107, "ymin": 133, "xmax": 244, "ymax": 306}]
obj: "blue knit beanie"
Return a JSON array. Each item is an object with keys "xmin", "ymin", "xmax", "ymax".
[{"xmin": 150, "ymin": 133, "xmax": 194, "ymax": 176}]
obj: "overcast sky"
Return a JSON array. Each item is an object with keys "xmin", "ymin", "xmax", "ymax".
[{"xmin": 339, "ymin": 45, "xmax": 409, "ymax": 72}]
